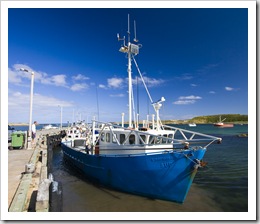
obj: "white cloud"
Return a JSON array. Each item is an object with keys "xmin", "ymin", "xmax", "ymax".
[
  {"xmin": 8, "ymin": 91, "xmax": 75, "ymax": 122},
  {"xmin": 173, "ymin": 100, "xmax": 196, "ymax": 105},
  {"xmin": 177, "ymin": 73, "xmax": 193, "ymax": 80},
  {"xmin": 133, "ymin": 76, "xmax": 165, "ymax": 87},
  {"xmin": 13, "ymin": 92, "xmax": 22, "ymax": 97},
  {"xmin": 179, "ymin": 95, "xmax": 202, "ymax": 100},
  {"xmin": 98, "ymin": 84, "xmax": 107, "ymax": 89},
  {"xmin": 109, "ymin": 94, "xmax": 125, "ymax": 97},
  {"xmin": 9, "ymin": 64, "xmax": 68, "ymax": 87},
  {"xmin": 9, "ymin": 91, "xmax": 74, "ymax": 108},
  {"xmin": 72, "ymin": 74, "xmax": 90, "ymax": 81},
  {"xmin": 107, "ymin": 77, "xmax": 124, "ymax": 88},
  {"xmin": 8, "ymin": 68, "xmax": 23, "ymax": 84},
  {"xmin": 173, "ymin": 95, "xmax": 202, "ymax": 105},
  {"xmin": 190, "ymin": 83, "xmax": 197, "ymax": 87},
  {"xmin": 40, "ymin": 74, "xmax": 68, "ymax": 87},
  {"xmin": 50, "ymin": 74, "xmax": 67, "ymax": 86},
  {"xmin": 8, "ymin": 91, "xmax": 74, "ymax": 122},
  {"xmin": 9, "ymin": 64, "xmax": 92, "ymax": 92},
  {"xmin": 209, "ymin": 91, "xmax": 216, "ymax": 94},
  {"xmin": 225, "ymin": 86, "xmax": 234, "ymax": 91},
  {"xmin": 70, "ymin": 83, "xmax": 88, "ymax": 91},
  {"xmin": 101, "ymin": 75, "xmax": 165, "ymax": 90},
  {"xmin": 33, "ymin": 93, "xmax": 74, "ymax": 107}
]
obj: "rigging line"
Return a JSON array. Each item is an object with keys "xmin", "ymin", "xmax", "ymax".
[
  {"xmin": 132, "ymin": 56, "xmax": 153, "ymax": 103},
  {"xmin": 147, "ymin": 78, "xmax": 149, "ymax": 116},
  {"xmin": 136, "ymin": 75, "xmax": 140, "ymax": 128},
  {"xmin": 96, "ymin": 84, "xmax": 100, "ymax": 121},
  {"xmin": 136, "ymin": 75, "xmax": 139, "ymax": 115},
  {"xmin": 132, "ymin": 56, "xmax": 164, "ymax": 128}
]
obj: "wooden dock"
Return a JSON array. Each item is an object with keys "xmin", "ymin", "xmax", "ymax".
[{"xmin": 8, "ymin": 128, "xmax": 65, "ymax": 212}]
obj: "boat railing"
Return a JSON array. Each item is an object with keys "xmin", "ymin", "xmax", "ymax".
[
  {"xmin": 91, "ymin": 120, "xmax": 222, "ymax": 149},
  {"xmin": 161, "ymin": 124, "xmax": 222, "ymax": 147}
]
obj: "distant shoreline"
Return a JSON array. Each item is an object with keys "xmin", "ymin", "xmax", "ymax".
[
  {"xmin": 8, "ymin": 123, "xmax": 29, "ymax": 126},
  {"xmin": 9, "ymin": 121, "xmax": 248, "ymax": 126},
  {"xmin": 163, "ymin": 121, "xmax": 248, "ymax": 125}
]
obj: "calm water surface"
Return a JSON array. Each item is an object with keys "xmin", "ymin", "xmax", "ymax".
[{"xmin": 49, "ymin": 124, "xmax": 248, "ymax": 212}]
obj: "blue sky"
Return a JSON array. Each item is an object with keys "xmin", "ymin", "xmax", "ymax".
[{"xmin": 7, "ymin": 6, "xmax": 249, "ymax": 124}]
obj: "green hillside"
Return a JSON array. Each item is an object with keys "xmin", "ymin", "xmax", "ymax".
[
  {"xmin": 162, "ymin": 114, "xmax": 248, "ymax": 124},
  {"xmin": 189, "ymin": 114, "xmax": 248, "ymax": 124}
]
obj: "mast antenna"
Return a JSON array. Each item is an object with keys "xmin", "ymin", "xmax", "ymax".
[
  {"xmin": 127, "ymin": 14, "xmax": 130, "ymax": 42},
  {"xmin": 134, "ymin": 20, "xmax": 138, "ymax": 42},
  {"xmin": 117, "ymin": 14, "xmax": 141, "ymax": 128}
]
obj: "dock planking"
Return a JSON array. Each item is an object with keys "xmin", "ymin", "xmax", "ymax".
[
  {"xmin": 8, "ymin": 128, "xmax": 64, "ymax": 212},
  {"xmin": 8, "ymin": 149, "xmax": 35, "ymax": 208}
]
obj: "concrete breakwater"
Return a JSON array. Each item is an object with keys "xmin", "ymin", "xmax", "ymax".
[{"xmin": 8, "ymin": 129, "xmax": 66, "ymax": 212}]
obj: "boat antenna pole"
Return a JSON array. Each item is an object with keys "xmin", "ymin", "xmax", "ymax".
[
  {"xmin": 117, "ymin": 14, "xmax": 140, "ymax": 128},
  {"xmin": 128, "ymin": 14, "xmax": 130, "ymax": 43},
  {"xmin": 127, "ymin": 14, "xmax": 133, "ymax": 127},
  {"xmin": 134, "ymin": 20, "xmax": 139, "ymax": 128},
  {"xmin": 134, "ymin": 20, "xmax": 138, "ymax": 43}
]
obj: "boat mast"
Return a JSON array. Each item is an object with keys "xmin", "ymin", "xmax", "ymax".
[
  {"xmin": 127, "ymin": 14, "xmax": 132, "ymax": 128},
  {"xmin": 118, "ymin": 14, "xmax": 140, "ymax": 128},
  {"xmin": 118, "ymin": 16, "xmax": 165, "ymax": 131}
]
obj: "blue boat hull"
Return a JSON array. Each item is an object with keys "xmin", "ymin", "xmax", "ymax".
[{"xmin": 61, "ymin": 143, "xmax": 206, "ymax": 203}]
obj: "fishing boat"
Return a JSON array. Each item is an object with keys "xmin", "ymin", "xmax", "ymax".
[
  {"xmin": 61, "ymin": 16, "xmax": 222, "ymax": 203},
  {"xmin": 188, "ymin": 123, "xmax": 197, "ymax": 127},
  {"xmin": 213, "ymin": 116, "xmax": 234, "ymax": 128}
]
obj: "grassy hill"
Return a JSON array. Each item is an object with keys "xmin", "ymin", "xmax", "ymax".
[
  {"xmin": 162, "ymin": 114, "xmax": 248, "ymax": 124},
  {"xmin": 188, "ymin": 114, "xmax": 248, "ymax": 124}
]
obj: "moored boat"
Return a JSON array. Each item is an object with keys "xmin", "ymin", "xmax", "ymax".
[
  {"xmin": 61, "ymin": 15, "xmax": 222, "ymax": 203},
  {"xmin": 43, "ymin": 124, "xmax": 59, "ymax": 130},
  {"xmin": 213, "ymin": 116, "xmax": 234, "ymax": 128}
]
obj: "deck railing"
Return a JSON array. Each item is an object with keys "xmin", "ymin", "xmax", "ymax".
[{"xmin": 91, "ymin": 121, "xmax": 222, "ymax": 150}]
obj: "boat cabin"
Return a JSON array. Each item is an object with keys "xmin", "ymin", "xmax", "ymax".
[{"xmin": 95, "ymin": 128, "xmax": 176, "ymax": 155}]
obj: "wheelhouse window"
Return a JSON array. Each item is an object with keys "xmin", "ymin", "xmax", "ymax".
[
  {"xmin": 120, "ymin": 134, "xmax": 125, "ymax": 144},
  {"xmin": 168, "ymin": 134, "xmax": 173, "ymax": 143},
  {"xmin": 101, "ymin": 133, "xmax": 105, "ymax": 142},
  {"xmin": 112, "ymin": 133, "xmax": 117, "ymax": 143},
  {"xmin": 106, "ymin": 133, "xmax": 110, "ymax": 142},
  {"xmin": 149, "ymin": 136, "xmax": 155, "ymax": 144},
  {"xmin": 129, "ymin": 134, "xmax": 135, "ymax": 145},
  {"xmin": 148, "ymin": 135, "xmax": 162, "ymax": 144},
  {"xmin": 162, "ymin": 134, "xmax": 167, "ymax": 144},
  {"xmin": 156, "ymin": 135, "xmax": 162, "ymax": 144},
  {"xmin": 139, "ymin": 135, "xmax": 146, "ymax": 144}
]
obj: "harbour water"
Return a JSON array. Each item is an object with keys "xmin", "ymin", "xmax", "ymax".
[
  {"xmin": 47, "ymin": 124, "xmax": 248, "ymax": 212},
  {"xmin": 10, "ymin": 123, "xmax": 63, "ymax": 132}
]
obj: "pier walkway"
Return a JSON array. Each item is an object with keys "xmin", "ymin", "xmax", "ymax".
[
  {"xmin": 8, "ymin": 128, "xmax": 65, "ymax": 212},
  {"xmin": 8, "ymin": 148, "xmax": 35, "ymax": 207}
]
